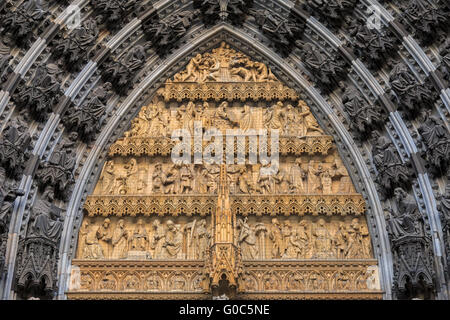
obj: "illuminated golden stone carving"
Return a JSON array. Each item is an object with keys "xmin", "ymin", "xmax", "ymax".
[
  {"xmin": 158, "ymin": 42, "xmax": 298, "ymax": 102},
  {"xmin": 68, "ymin": 43, "xmax": 381, "ymax": 299}
]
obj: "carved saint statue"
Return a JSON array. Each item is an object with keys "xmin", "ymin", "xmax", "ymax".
[
  {"xmin": 0, "ymin": 169, "xmax": 24, "ymax": 235},
  {"xmin": 101, "ymin": 160, "xmax": 116, "ymax": 194},
  {"xmin": 97, "ymin": 218, "xmax": 113, "ymax": 256},
  {"xmin": 152, "ymin": 163, "xmax": 165, "ymax": 193},
  {"xmin": 264, "ymin": 101, "xmax": 285, "ymax": 130},
  {"xmin": 111, "ymin": 219, "xmax": 128, "ymax": 259},
  {"xmin": 385, "ymin": 188, "xmax": 423, "ymax": 240},
  {"xmin": 82, "ymin": 222, "xmax": 104, "ymax": 259},
  {"xmin": 345, "ymin": 218, "xmax": 364, "ymax": 259},
  {"xmin": 312, "ymin": 218, "xmax": 331, "ymax": 258},
  {"xmin": 298, "ymin": 101, "xmax": 323, "ymax": 136},
  {"xmin": 163, "ymin": 220, "xmax": 183, "ymax": 259},
  {"xmin": 192, "ymin": 219, "xmax": 209, "ymax": 260},
  {"xmin": 150, "ymin": 219, "xmax": 165, "ymax": 259},
  {"xmin": 268, "ymin": 218, "xmax": 284, "ymax": 259},
  {"xmin": 238, "ymin": 218, "xmax": 258, "ymax": 259},
  {"xmin": 29, "ymin": 187, "xmax": 63, "ymax": 242},
  {"xmin": 307, "ymin": 161, "xmax": 323, "ymax": 193},
  {"xmin": 130, "ymin": 218, "xmax": 148, "ymax": 251},
  {"xmin": 290, "ymin": 158, "xmax": 305, "ymax": 193},
  {"xmin": 334, "ymin": 222, "xmax": 348, "ymax": 259}
]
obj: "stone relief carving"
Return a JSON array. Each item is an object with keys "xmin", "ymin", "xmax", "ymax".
[
  {"xmin": 437, "ymin": 184, "xmax": 450, "ymax": 275},
  {"xmin": 371, "ymin": 131, "xmax": 413, "ymax": 199},
  {"xmin": 63, "ymin": 82, "xmax": 112, "ymax": 142},
  {"xmin": 36, "ymin": 132, "xmax": 78, "ymax": 201},
  {"xmin": 15, "ymin": 186, "xmax": 64, "ymax": 299},
  {"xmin": 0, "ymin": 116, "xmax": 33, "ymax": 178},
  {"xmin": 77, "ymin": 217, "xmax": 211, "ymax": 261},
  {"xmin": 294, "ymin": 41, "xmax": 347, "ymax": 92},
  {"xmin": 418, "ymin": 111, "xmax": 450, "ymax": 178},
  {"xmin": 70, "ymin": 43, "xmax": 379, "ymax": 299},
  {"xmin": 102, "ymin": 45, "xmax": 147, "ymax": 95},
  {"xmin": 439, "ymin": 38, "xmax": 450, "ymax": 84},
  {"xmin": 249, "ymin": 9, "xmax": 305, "ymax": 56},
  {"xmin": 398, "ymin": 0, "xmax": 447, "ymax": 46},
  {"xmin": 194, "ymin": 0, "xmax": 254, "ymax": 26},
  {"xmin": 91, "ymin": 0, "xmax": 137, "ymax": 31},
  {"xmin": 385, "ymin": 187, "xmax": 436, "ymax": 299},
  {"xmin": 1, "ymin": 0, "xmax": 48, "ymax": 48},
  {"xmin": 341, "ymin": 84, "xmax": 386, "ymax": 140},
  {"xmin": 52, "ymin": 19, "xmax": 99, "ymax": 72},
  {"xmin": 345, "ymin": 16, "xmax": 397, "ymax": 71},
  {"xmin": 12, "ymin": 63, "xmax": 63, "ymax": 122},
  {"xmin": 389, "ymin": 63, "xmax": 438, "ymax": 120},
  {"xmin": 303, "ymin": 0, "xmax": 358, "ymax": 28},
  {"xmin": 92, "ymin": 155, "xmax": 354, "ymax": 196},
  {"xmin": 0, "ymin": 41, "xmax": 13, "ymax": 89},
  {"xmin": 0, "ymin": 167, "xmax": 24, "ymax": 276},
  {"xmin": 142, "ymin": 10, "xmax": 196, "ymax": 57}
]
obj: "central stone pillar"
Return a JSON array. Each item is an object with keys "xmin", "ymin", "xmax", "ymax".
[{"xmin": 208, "ymin": 165, "xmax": 242, "ymax": 298}]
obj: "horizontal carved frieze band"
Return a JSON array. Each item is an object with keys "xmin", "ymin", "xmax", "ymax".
[
  {"xmin": 108, "ymin": 135, "xmax": 334, "ymax": 157},
  {"xmin": 236, "ymin": 292, "xmax": 383, "ymax": 300},
  {"xmin": 157, "ymin": 82, "xmax": 299, "ymax": 102},
  {"xmin": 69, "ymin": 259, "xmax": 207, "ymax": 293},
  {"xmin": 66, "ymin": 292, "xmax": 209, "ymax": 300},
  {"xmin": 83, "ymin": 194, "xmax": 366, "ymax": 217},
  {"xmin": 68, "ymin": 260, "xmax": 381, "ymax": 296}
]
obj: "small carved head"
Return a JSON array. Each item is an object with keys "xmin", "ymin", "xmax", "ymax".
[{"xmin": 103, "ymin": 218, "xmax": 111, "ymax": 227}]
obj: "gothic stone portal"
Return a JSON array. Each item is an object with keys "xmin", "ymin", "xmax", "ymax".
[{"xmin": 67, "ymin": 42, "xmax": 382, "ymax": 300}]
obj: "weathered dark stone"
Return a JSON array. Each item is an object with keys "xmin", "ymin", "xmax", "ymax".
[
  {"xmin": 0, "ymin": 167, "xmax": 25, "ymax": 278},
  {"xmin": 52, "ymin": 19, "xmax": 99, "ymax": 72},
  {"xmin": 142, "ymin": 10, "xmax": 196, "ymax": 57},
  {"xmin": 295, "ymin": 40, "xmax": 348, "ymax": 92},
  {"xmin": 249, "ymin": 9, "xmax": 305, "ymax": 57},
  {"xmin": 303, "ymin": 0, "xmax": 359, "ymax": 28},
  {"xmin": 386, "ymin": 187, "xmax": 436, "ymax": 300},
  {"xmin": 371, "ymin": 131, "xmax": 414, "ymax": 199},
  {"xmin": 437, "ymin": 183, "xmax": 450, "ymax": 276},
  {"xmin": 194, "ymin": 0, "xmax": 254, "ymax": 26},
  {"xmin": 63, "ymin": 82, "xmax": 112, "ymax": 142},
  {"xmin": 439, "ymin": 37, "xmax": 450, "ymax": 85},
  {"xmin": 1, "ymin": 0, "xmax": 48, "ymax": 48},
  {"xmin": 0, "ymin": 116, "xmax": 33, "ymax": 178},
  {"xmin": 91, "ymin": 0, "xmax": 137, "ymax": 31},
  {"xmin": 12, "ymin": 64, "xmax": 63, "ymax": 122},
  {"xmin": 342, "ymin": 84, "xmax": 387, "ymax": 140},
  {"xmin": 398, "ymin": 0, "xmax": 447, "ymax": 46},
  {"xmin": 35, "ymin": 132, "xmax": 78, "ymax": 201},
  {"xmin": 389, "ymin": 64, "xmax": 438, "ymax": 120},
  {"xmin": 418, "ymin": 111, "xmax": 450, "ymax": 178},
  {"xmin": 15, "ymin": 187, "xmax": 63, "ymax": 300},
  {"xmin": 101, "ymin": 46, "xmax": 147, "ymax": 95},
  {"xmin": 0, "ymin": 41, "xmax": 13, "ymax": 90},
  {"xmin": 345, "ymin": 16, "xmax": 397, "ymax": 71}
]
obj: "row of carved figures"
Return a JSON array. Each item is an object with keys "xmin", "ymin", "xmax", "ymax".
[
  {"xmin": 77, "ymin": 216, "xmax": 372, "ymax": 261},
  {"xmin": 73, "ymin": 267, "xmax": 379, "ymax": 293},
  {"xmin": 171, "ymin": 42, "xmax": 277, "ymax": 83},
  {"xmin": 78, "ymin": 218, "xmax": 210, "ymax": 260},
  {"xmin": 98, "ymin": 156, "xmax": 353, "ymax": 195},
  {"xmin": 124, "ymin": 100, "xmax": 323, "ymax": 138},
  {"xmin": 238, "ymin": 217, "xmax": 372, "ymax": 260}
]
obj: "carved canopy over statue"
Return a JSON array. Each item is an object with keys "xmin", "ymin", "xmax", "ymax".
[{"xmin": 70, "ymin": 43, "xmax": 380, "ymax": 300}]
